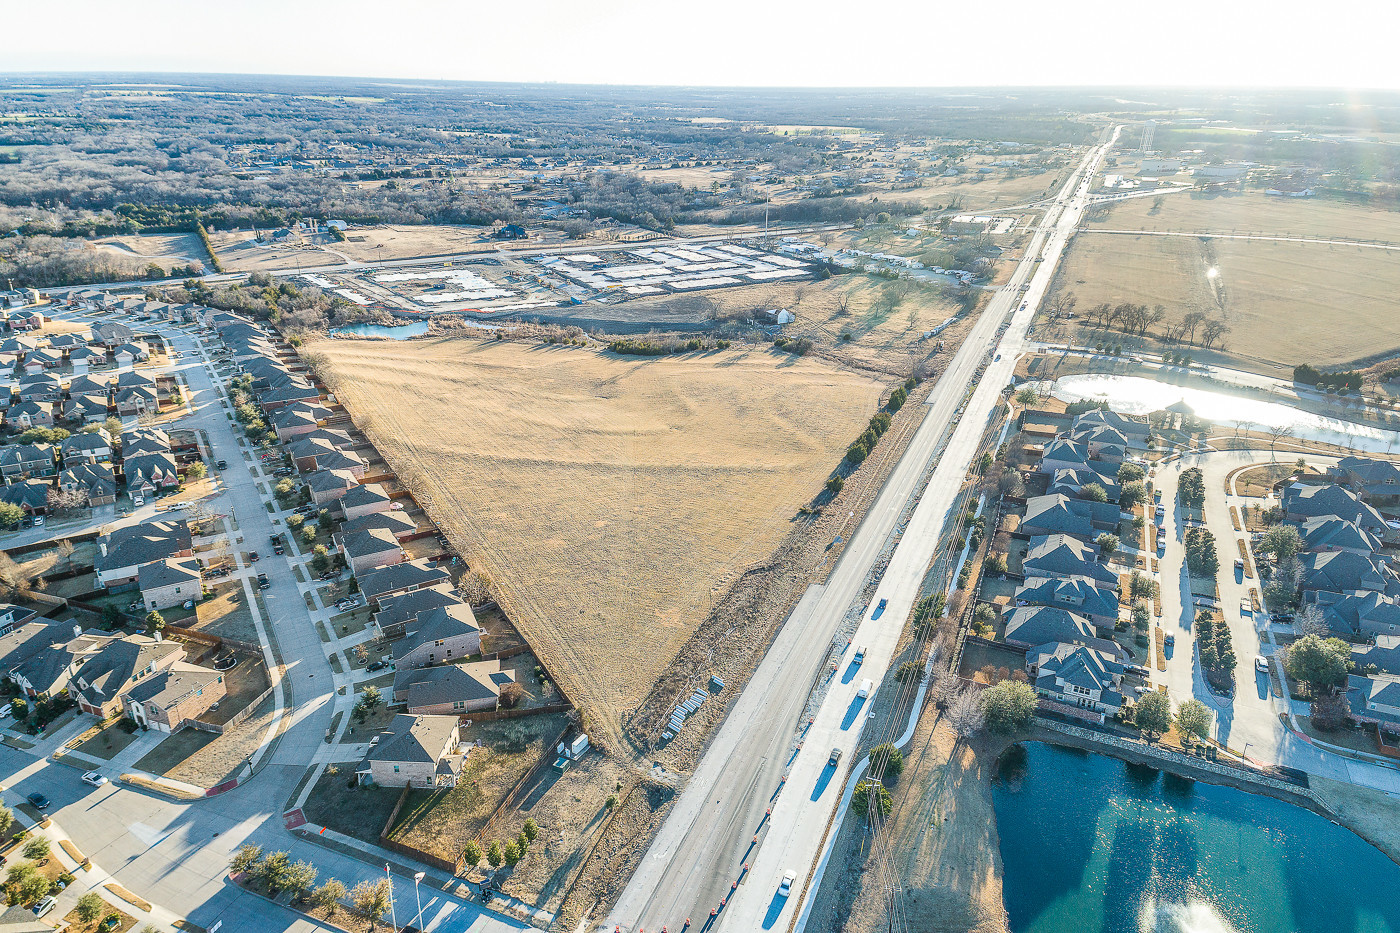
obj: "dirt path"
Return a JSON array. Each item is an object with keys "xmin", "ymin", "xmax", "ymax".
[{"xmin": 806, "ymin": 709, "xmax": 1010, "ymax": 933}]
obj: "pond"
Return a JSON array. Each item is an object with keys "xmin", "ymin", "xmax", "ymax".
[
  {"xmin": 1044, "ymin": 373, "xmax": 1400, "ymax": 453},
  {"xmin": 330, "ymin": 321, "xmax": 430, "ymax": 339},
  {"xmin": 993, "ymin": 742, "xmax": 1400, "ymax": 933}
]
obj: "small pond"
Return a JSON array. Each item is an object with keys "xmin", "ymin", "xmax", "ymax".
[
  {"xmin": 330, "ymin": 321, "xmax": 430, "ymax": 339},
  {"xmin": 993, "ymin": 742, "xmax": 1400, "ymax": 933}
]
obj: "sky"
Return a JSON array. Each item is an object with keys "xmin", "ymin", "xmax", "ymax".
[{"xmin": 7, "ymin": 0, "xmax": 1400, "ymax": 90}]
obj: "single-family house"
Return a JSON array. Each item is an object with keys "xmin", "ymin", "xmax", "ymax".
[
  {"xmin": 356, "ymin": 714, "xmax": 462, "ymax": 788},
  {"xmin": 374, "ymin": 584, "xmax": 461, "ymax": 639},
  {"xmin": 271, "ymin": 402, "xmax": 333, "ymax": 441},
  {"xmin": 0, "ymin": 480, "xmax": 51, "ymax": 515},
  {"xmin": 123, "ymin": 661, "xmax": 226, "ymax": 733},
  {"xmin": 138, "ymin": 557, "xmax": 203, "ymax": 611},
  {"xmin": 10, "ymin": 631, "xmax": 115, "ymax": 700},
  {"xmin": 1316, "ymin": 591, "xmax": 1400, "ymax": 638},
  {"xmin": 1021, "ymin": 534, "xmax": 1118, "ymax": 586},
  {"xmin": 4, "ymin": 401, "xmax": 51, "ymax": 430},
  {"xmin": 120, "ymin": 426, "xmax": 170, "ymax": 458},
  {"xmin": 1298, "ymin": 551, "xmax": 1397, "ymax": 599},
  {"xmin": 338, "ymin": 526, "xmax": 404, "ymax": 575},
  {"xmin": 15, "ymin": 374, "xmax": 60, "ymax": 403},
  {"xmin": 0, "ymin": 605, "xmax": 40, "ymax": 637},
  {"xmin": 115, "ymin": 384, "xmax": 159, "ymax": 417},
  {"xmin": 71, "ymin": 633, "xmax": 184, "ymax": 717},
  {"xmin": 1001, "ymin": 605, "xmax": 1121, "ymax": 656},
  {"xmin": 0, "ymin": 621, "xmax": 75, "ymax": 679},
  {"xmin": 66, "ymin": 346, "xmax": 104, "ymax": 370},
  {"xmin": 1072, "ymin": 409, "xmax": 1150, "ymax": 446},
  {"xmin": 1344, "ymin": 674, "xmax": 1400, "ymax": 742},
  {"xmin": 1330, "ymin": 457, "xmax": 1400, "ymax": 503},
  {"xmin": 1016, "ymin": 575, "xmax": 1120, "ymax": 628},
  {"xmin": 258, "ymin": 379, "xmax": 321, "ymax": 412},
  {"xmin": 93, "ymin": 322, "xmax": 134, "ymax": 348},
  {"xmin": 113, "ymin": 341, "xmax": 151, "ymax": 367},
  {"xmin": 339, "ymin": 509, "xmax": 416, "ymax": 541},
  {"xmin": 1282, "ymin": 483, "xmax": 1388, "ymax": 536},
  {"xmin": 60, "ymin": 430, "xmax": 113, "ymax": 465},
  {"xmin": 393, "ymin": 661, "xmax": 514, "ymax": 715},
  {"xmin": 66, "ymin": 373, "xmax": 110, "ymax": 398},
  {"xmin": 21, "ymin": 349, "xmax": 63, "ymax": 374},
  {"xmin": 291, "ymin": 437, "xmax": 367, "ymax": 477},
  {"xmin": 0, "ymin": 336, "xmax": 42, "ymax": 363},
  {"xmin": 1299, "ymin": 516, "xmax": 1381, "ymax": 557},
  {"xmin": 338, "ymin": 482, "xmax": 392, "ymax": 520},
  {"xmin": 305, "ymin": 468, "xmax": 359, "ymax": 506},
  {"xmin": 391, "ymin": 601, "xmax": 482, "ymax": 670},
  {"xmin": 62, "ymin": 393, "xmax": 111, "ymax": 424},
  {"xmin": 1021, "ymin": 494, "xmax": 1120, "ymax": 539},
  {"xmin": 59, "ymin": 462, "xmax": 117, "ymax": 506},
  {"xmin": 122, "ymin": 452, "xmax": 180, "ymax": 495},
  {"xmin": 1027, "ymin": 641, "xmax": 1126, "ymax": 715},
  {"xmin": 1047, "ymin": 466, "xmax": 1121, "ymax": 503},
  {"xmin": 95, "ymin": 518, "xmax": 193, "ymax": 589},
  {"xmin": 0, "ymin": 443, "xmax": 55, "ymax": 479},
  {"xmin": 357, "ymin": 559, "xmax": 451, "ymax": 604}
]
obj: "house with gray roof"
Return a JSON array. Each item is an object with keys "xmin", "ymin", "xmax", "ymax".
[
  {"xmin": 339, "ymin": 509, "xmax": 416, "ymax": 542},
  {"xmin": 272, "ymin": 401, "xmax": 333, "ymax": 441},
  {"xmin": 357, "ymin": 559, "xmax": 450, "ymax": 604},
  {"xmin": 1282, "ymin": 483, "xmax": 1387, "ymax": 535},
  {"xmin": 339, "ymin": 482, "xmax": 392, "ymax": 520},
  {"xmin": 392, "ymin": 601, "xmax": 482, "ymax": 670},
  {"xmin": 306, "ymin": 468, "xmax": 358, "ymax": 506},
  {"xmin": 1001, "ymin": 605, "xmax": 1122, "ymax": 657},
  {"xmin": 1072, "ymin": 409, "xmax": 1150, "ymax": 444},
  {"xmin": 10, "ymin": 630, "xmax": 115, "ymax": 700},
  {"xmin": 138, "ymin": 557, "xmax": 203, "ymax": 611},
  {"xmin": 1298, "ymin": 550, "xmax": 1397, "ymax": 600},
  {"xmin": 62, "ymin": 393, "xmax": 111, "ymax": 424},
  {"xmin": 1316, "ymin": 591, "xmax": 1400, "ymax": 638},
  {"xmin": 1021, "ymin": 494, "xmax": 1119, "ymax": 539},
  {"xmin": 15, "ymin": 374, "xmax": 60, "ymax": 402},
  {"xmin": 1047, "ymin": 466, "xmax": 1121, "ymax": 503},
  {"xmin": 1330, "ymin": 457, "xmax": 1400, "ymax": 503},
  {"xmin": 1027, "ymin": 641, "xmax": 1125, "ymax": 715},
  {"xmin": 5, "ymin": 401, "xmax": 53, "ymax": 431},
  {"xmin": 123, "ymin": 661, "xmax": 225, "ymax": 733},
  {"xmin": 0, "ymin": 479, "xmax": 50, "ymax": 514},
  {"xmin": 1022, "ymin": 534, "xmax": 1117, "ymax": 586},
  {"xmin": 356, "ymin": 714, "xmax": 462, "ymax": 788},
  {"xmin": 393, "ymin": 661, "xmax": 514, "ymax": 715},
  {"xmin": 96, "ymin": 518, "xmax": 193, "ymax": 589},
  {"xmin": 123, "ymin": 451, "xmax": 180, "ymax": 495},
  {"xmin": 338, "ymin": 526, "xmax": 403, "ymax": 575},
  {"xmin": 0, "ymin": 443, "xmax": 55, "ymax": 479},
  {"xmin": 72, "ymin": 633, "xmax": 184, "ymax": 717},
  {"xmin": 1344, "ymin": 673, "xmax": 1400, "ymax": 741},
  {"xmin": 1299, "ymin": 516, "xmax": 1381, "ymax": 556},
  {"xmin": 60, "ymin": 461, "xmax": 116, "ymax": 506},
  {"xmin": 0, "ymin": 620, "xmax": 77, "ymax": 677},
  {"xmin": 1016, "ymin": 575, "xmax": 1120, "ymax": 628},
  {"xmin": 374, "ymin": 584, "xmax": 461, "ymax": 638},
  {"xmin": 60, "ymin": 429, "xmax": 113, "ymax": 465}
]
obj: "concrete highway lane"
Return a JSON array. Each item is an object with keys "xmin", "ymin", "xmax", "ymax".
[{"xmin": 606, "ymin": 128, "xmax": 1120, "ymax": 933}]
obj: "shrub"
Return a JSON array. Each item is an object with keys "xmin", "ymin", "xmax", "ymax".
[
  {"xmin": 825, "ymin": 475, "xmax": 844, "ymax": 495},
  {"xmin": 980, "ymin": 680, "xmax": 1037, "ymax": 734},
  {"xmin": 503, "ymin": 841, "xmax": 522, "ymax": 866},
  {"xmin": 486, "ymin": 841, "xmax": 503, "ymax": 868},
  {"xmin": 21, "ymin": 838, "xmax": 48, "ymax": 862},
  {"xmin": 463, "ymin": 841, "xmax": 483, "ymax": 866},
  {"xmin": 523, "ymin": 818, "xmax": 539, "ymax": 842},
  {"xmin": 313, "ymin": 879, "xmax": 347, "ymax": 916}
]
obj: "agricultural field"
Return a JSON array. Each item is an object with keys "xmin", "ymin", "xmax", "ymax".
[
  {"xmin": 305, "ymin": 336, "xmax": 888, "ymax": 739},
  {"xmin": 1086, "ymin": 190, "xmax": 1400, "ymax": 243},
  {"xmin": 1053, "ymin": 230, "xmax": 1400, "ymax": 371}
]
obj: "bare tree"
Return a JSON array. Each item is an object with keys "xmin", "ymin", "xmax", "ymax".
[
  {"xmin": 1201, "ymin": 318, "xmax": 1231, "ymax": 349},
  {"xmin": 1181, "ymin": 310, "xmax": 1209, "ymax": 344},
  {"xmin": 931, "ymin": 670, "xmax": 962, "ymax": 710},
  {"xmin": 1266, "ymin": 423, "xmax": 1296, "ymax": 460},
  {"xmin": 835, "ymin": 292, "xmax": 851, "ymax": 317},
  {"xmin": 1295, "ymin": 603, "xmax": 1330, "ymax": 638},
  {"xmin": 948, "ymin": 687, "xmax": 985, "ymax": 740},
  {"xmin": 456, "ymin": 569, "xmax": 495, "ymax": 606},
  {"xmin": 55, "ymin": 539, "xmax": 74, "ymax": 574}
]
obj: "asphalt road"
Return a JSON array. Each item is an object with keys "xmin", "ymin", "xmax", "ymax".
[{"xmin": 605, "ymin": 127, "xmax": 1121, "ymax": 933}]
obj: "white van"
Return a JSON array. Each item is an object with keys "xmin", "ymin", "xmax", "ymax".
[{"xmin": 857, "ymin": 679, "xmax": 873, "ymax": 699}]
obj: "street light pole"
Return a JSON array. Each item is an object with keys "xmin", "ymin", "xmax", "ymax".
[
  {"xmin": 412, "ymin": 871, "xmax": 426, "ymax": 930},
  {"xmin": 385, "ymin": 864, "xmax": 397, "ymax": 930}
]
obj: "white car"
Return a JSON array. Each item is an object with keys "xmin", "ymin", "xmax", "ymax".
[
  {"xmin": 32, "ymin": 896, "xmax": 56, "ymax": 917},
  {"xmin": 81, "ymin": 770, "xmax": 109, "ymax": 787},
  {"xmin": 1255, "ymin": 656, "xmax": 1269, "ymax": 673},
  {"xmin": 778, "ymin": 870, "xmax": 795, "ymax": 897}
]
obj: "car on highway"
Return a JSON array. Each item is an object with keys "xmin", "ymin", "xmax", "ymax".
[
  {"xmin": 778, "ymin": 871, "xmax": 795, "ymax": 897},
  {"xmin": 828, "ymin": 747, "xmax": 842, "ymax": 766},
  {"xmin": 26, "ymin": 792, "xmax": 48, "ymax": 810},
  {"xmin": 857, "ymin": 678, "xmax": 872, "ymax": 699},
  {"xmin": 81, "ymin": 771, "xmax": 108, "ymax": 787},
  {"xmin": 871, "ymin": 598, "xmax": 888, "ymax": 620},
  {"xmin": 1255, "ymin": 656, "xmax": 1269, "ymax": 673},
  {"xmin": 853, "ymin": 645, "xmax": 866, "ymax": 664}
]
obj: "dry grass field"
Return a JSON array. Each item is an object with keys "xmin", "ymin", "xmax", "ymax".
[
  {"xmin": 306, "ymin": 336, "xmax": 886, "ymax": 738},
  {"xmin": 91, "ymin": 232, "xmax": 208, "ymax": 264},
  {"xmin": 326, "ymin": 224, "xmax": 504, "ymax": 262},
  {"xmin": 1088, "ymin": 190, "xmax": 1400, "ymax": 243},
  {"xmin": 1055, "ymin": 230, "xmax": 1400, "ymax": 369}
]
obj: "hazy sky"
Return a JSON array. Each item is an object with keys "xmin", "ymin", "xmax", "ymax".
[{"xmin": 8, "ymin": 0, "xmax": 1400, "ymax": 89}]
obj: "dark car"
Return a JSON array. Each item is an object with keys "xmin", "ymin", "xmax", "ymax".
[
  {"xmin": 257, "ymin": 573, "xmax": 271, "ymax": 590},
  {"xmin": 273, "ymin": 468, "xmax": 294, "ymax": 477},
  {"xmin": 319, "ymin": 570, "xmax": 339, "ymax": 581},
  {"xmin": 216, "ymin": 460, "xmax": 227, "ymax": 470},
  {"xmin": 871, "ymin": 598, "xmax": 888, "ymax": 620},
  {"xmin": 26, "ymin": 793, "xmax": 48, "ymax": 810},
  {"xmin": 367, "ymin": 660, "xmax": 388, "ymax": 673},
  {"xmin": 248, "ymin": 551, "xmax": 259, "ymax": 562}
]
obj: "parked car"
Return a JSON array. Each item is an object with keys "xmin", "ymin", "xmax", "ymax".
[
  {"xmin": 367, "ymin": 660, "xmax": 388, "ymax": 673},
  {"xmin": 248, "ymin": 551, "xmax": 259, "ymax": 562},
  {"xmin": 1164, "ymin": 633, "xmax": 1175, "ymax": 647},
  {"xmin": 31, "ymin": 516, "xmax": 42, "ymax": 526},
  {"xmin": 0, "ymin": 704, "xmax": 11, "ymax": 720},
  {"xmin": 257, "ymin": 573, "xmax": 271, "ymax": 590},
  {"xmin": 216, "ymin": 459, "xmax": 227, "ymax": 470},
  {"xmin": 319, "ymin": 570, "xmax": 339, "ymax": 581},
  {"xmin": 1255, "ymin": 655, "xmax": 1269, "ymax": 672},
  {"xmin": 81, "ymin": 771, "xmax": 108, "ymax": 787},
  {"xmin": 26, "ymin": 792, "xmax": 48, "ymax": 810},
  {"xmin": 32, "ymin": 895, "xmax": 56, "ymax": 917},
  {"xmin": 273, "ymin": 468, "xmax": 294, "ymax": 477}
]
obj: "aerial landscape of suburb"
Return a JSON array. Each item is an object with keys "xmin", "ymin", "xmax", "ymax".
[{"xmin": 2, "ymin": 3, "xmax": 1400, "ymax": 933}]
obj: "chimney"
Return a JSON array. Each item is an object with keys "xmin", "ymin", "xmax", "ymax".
[{"xmin": 72, "ymin": 624, "xmax": 82, "ymax": 639}]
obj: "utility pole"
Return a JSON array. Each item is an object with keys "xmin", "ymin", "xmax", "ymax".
[{"xmin": 385, "ymin": 864, "xmax": 397, "ymax": 930}]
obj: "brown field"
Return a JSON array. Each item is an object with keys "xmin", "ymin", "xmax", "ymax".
[
  {"xmin": 306, "ymin": 336, "xmax": 887, "ymax": 738},
  {"xmin": 1088, "ymin": 190, "xmax": 1400, "ymax": 243},
  {"xmin": 207, "ymin": 232, "xmax": 325, "ymax": 272},
  {"xmin": 1053, "ymin": 232, "xmax": 1400, "ymax": 370},
  {"xmin": 325, "ymin": 224, "xmax": 499, "ymax": 262},
  {"xmin": 91, "ymin": 232, "xmax": 208, "ymax": 264}
]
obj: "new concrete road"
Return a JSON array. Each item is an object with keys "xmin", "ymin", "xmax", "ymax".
[
  {"xmin": 605, "ymin": 126, "xmax": 1121, "ymax": 933},
  {"xmin": 1, "ymin": 308, "xmax": 525, "ymax": 933}
]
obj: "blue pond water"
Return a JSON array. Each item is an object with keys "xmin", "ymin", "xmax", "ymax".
[
  {"xmin": 330, "ymin": 321, "xmax": 429, "ymax": 339},
  {"xmin": 993, "ymin": 742, "xmax": 1400, "ymax": 933}
]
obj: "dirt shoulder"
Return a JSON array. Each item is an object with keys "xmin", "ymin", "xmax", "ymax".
[{"xmin": 807, "ymin": 709, "xmax": 1011, "ymax": 933}]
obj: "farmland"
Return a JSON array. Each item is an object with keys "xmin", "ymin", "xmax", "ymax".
[
  {"xmin": 1086, "ymin": 190, "xmax": 1400, "ymax": 243},
  {"xmin": 1051, "ymin": 229, "xmax": 1400, "ymax": 372},
  {"xmin": 305, "ymin": 336, "xmax": 887, "ymax": 739}
]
